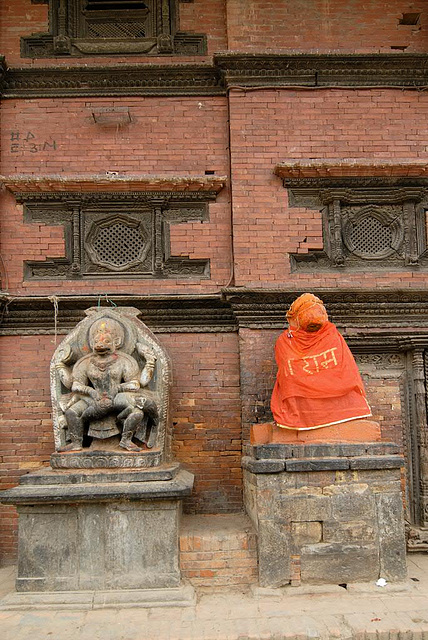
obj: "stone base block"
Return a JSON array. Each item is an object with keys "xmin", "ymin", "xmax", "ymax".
[
  {"xmin": 251, "ymin": 419, "xmax": 381, "ymax": 444},
  {"xmin": 0, "ymin": 467, "xmax": 193, "ymax": 593},
  {"xmin": 0, "ymin": 584, "xmax": 196, "ymax": 610},
  {"xmin": 50, "ymin": 448, "xmax": 162, "ymax": 469},
  {"xmin": 243, "ymin": 443, "xmax": 407, "ymax": 588}
]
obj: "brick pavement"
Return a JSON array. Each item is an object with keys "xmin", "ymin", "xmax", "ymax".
[{"xmin": 1, "ymin": 555, "xmax": 428, "ymax": 639}]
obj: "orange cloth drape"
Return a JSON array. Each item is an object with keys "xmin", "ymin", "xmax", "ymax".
[{"xmin": 271, "ymin": 321, "xmax": 371, "ymax": 429}]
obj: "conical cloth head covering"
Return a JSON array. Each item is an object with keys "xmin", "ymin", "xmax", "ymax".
[{"xmin": 286, "ymin": 293, "xmax": 328, "ymax": 331}]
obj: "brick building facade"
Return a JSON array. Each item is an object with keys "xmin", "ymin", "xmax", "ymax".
[{"xmin": 1, "ymin": 0, "xmax": 428, "ymax": 562}]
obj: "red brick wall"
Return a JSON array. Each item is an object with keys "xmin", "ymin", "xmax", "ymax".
[
  {"xmin": 0, "ymin": 0, "xmax": 226, "ymax": 66},
  {"xmin": 180, "ymin": 514, "xmax": 257, "ymax": 587},
  {"xmin": 0, "ymin": 331, "xmax": 242, "ymax": 561},
  {"xmin": 164, "ymin": 332, "xmax": 242, "ymax": 514},
  {"xmin": 227, "ymin": 0, "xmax": 428, "ymax": 53},
  {"xmin": 229, "ymin": 88, "xmax": 428, "ymax": 289},
  {"xmin": 0, "ymin": 96, "xmax": 231, "ymax": 294},
  {"xmin": 3, "ymin": 0, "xmax": 427, "ymax": 64},
  {"xmin": 0, "ymin": 336, "xmax": 53, "ymax": 563},
  {"xmin": 355, "ymin": 354, "xmax": 407, "ymax": 448},
  {"xmin": 179, "ymin": 0, "xmax": 227, "ymax": 54}
]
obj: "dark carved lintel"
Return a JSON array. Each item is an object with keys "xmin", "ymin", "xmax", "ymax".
[
  {"xmin": 3, "ymin": 64, "xmax": 222, "ymax": 98},
  {"xmin": 222, "ymin": 288, "xmax": 428, "ymax": 334},
  {"xmin": 215, "ymin": 53, "xmax": 428, "ymax": 89},
  {"xmin": 6, "ymin": 289, "xmax": 428, "ymax": 336},
  {"xmin": 0, "ymin": 294, "xmax": 236, "ymax": 335},
  {"xmin": 3, "ymin": 53, "xmax": 428, "ymax": 98},
  {"xmin": 14, "ymin": 190, "xmax": 220, "ymax": 204}
]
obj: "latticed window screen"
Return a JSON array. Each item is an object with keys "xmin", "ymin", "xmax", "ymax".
[
  {"xmin": 84, "ymin": 0, "xmax": 151, "ymax": 39},
  {"xmin": 92, "ymin": 222, "xmax": 144, "ymax": 268},
  {"xmin": 349, "ymin": 216, "xmax": 394, "ymax": 256},
  {"xmin": 86, "ymin": 21, "xmax": 147, "ymax": 38},
  {"xmin": 86, "ymin": 0, "xmax": 148, "ymax": 7}
]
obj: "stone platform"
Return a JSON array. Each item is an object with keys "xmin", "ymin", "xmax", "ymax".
[
  {"xmin": 243, "ymin": 442, "xmax": 407, "ymax": 588},
  {"xmin": 0, "ymin": 465, "xmax": 194, "ymax": 593}
]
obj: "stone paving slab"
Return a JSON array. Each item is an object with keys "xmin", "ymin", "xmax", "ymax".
[
  {"xmin": 1, "ymin": 555, "xmax": 428, "ymax": 639},
  {"xmin": 0, "ymin": 584, "xmax": 196, "ymax": 610}
]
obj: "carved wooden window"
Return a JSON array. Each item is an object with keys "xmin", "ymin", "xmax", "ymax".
[
  {"xmin": 286, "ymin": 186, "xmax": 428, "ymax": 272},
  {"xmin": 82, "ymin": 1, "xmax": 152, "ymax": 40},
  {"xmin": 19, "ymin": 193, "xmax": 211, "ymax": 280},
  {"xmin": 86, "ymin": 214, "xmax": 152, "ymax": 272},
  {"xmin": 22, "ymin": 0, "xmax": 207, "ymax": 57}
]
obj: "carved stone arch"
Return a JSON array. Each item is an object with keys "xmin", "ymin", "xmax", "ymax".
[{"xmin": 50, "ymin": 306, "xmax": 172, "ymax": 468}]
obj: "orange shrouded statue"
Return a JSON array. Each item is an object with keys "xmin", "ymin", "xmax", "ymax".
[{"xmin": 270, "ymin": 293, "xmax": 372, "ymax": 434}]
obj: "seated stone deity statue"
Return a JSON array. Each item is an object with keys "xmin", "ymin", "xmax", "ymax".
[
  {"xmin": 55, "ymin": 317, "xmax": 158, "ymax": 452},
  {"xmin": 270, "ymin": 293, "xmax": 372, "ymax": 431}
]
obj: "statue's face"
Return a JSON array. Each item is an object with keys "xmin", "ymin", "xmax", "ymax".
[
  {"xmin": 305, "ymin": 322, "xmax": 323, "ymax": 333},
  {"xmin": 93, "ymin": 330, "xmax": 116, "ymax": 355}
]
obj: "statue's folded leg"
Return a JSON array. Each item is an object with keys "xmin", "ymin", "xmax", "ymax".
[
  {"xmin": 59, "ymin": 408, "xmax": 84, "ymax": 452},
  {"xmin": 120, "ymin": 411, "xmax": 143, "ymax": 452},
  {"xmin": 146, "ymin": 422, "xmax": 158, "ymax": 449}
]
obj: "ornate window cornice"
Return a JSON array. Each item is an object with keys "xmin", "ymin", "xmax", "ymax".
[
  {"xmin": 0, "ymin": 174, "xmax": 226, "ymax": 195},
  {"xmin": 274, "ymin": 161, "xmax": 428, "ymax": 272},
  {"xmin": 1, "ymin": 174, "xmax": 226, "ymax": 281}
]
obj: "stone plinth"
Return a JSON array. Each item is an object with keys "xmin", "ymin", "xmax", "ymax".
[
  {"xmin": 0, "ymin": 465, "xmax": 193, "ymax": 593},
  {"xmin": 50, "ymin": 448, "xmax": 162, "ymax": 469},
  {"xmin": 243, "ymin": 442, "xmax": 407, "ymax": 588},
  {"xmin": 251, "ymin": 419, "xmax": 381, "ymax": 445}
]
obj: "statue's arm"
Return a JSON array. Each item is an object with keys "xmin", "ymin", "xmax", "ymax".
[
  {"xmin": 54, "ymin": 345, "xmax": 74, "ymax": 388},
  {"xmin": 71, "ymin": 359, "xmax": 99, "ymax": 400},
  {"xmin": 119, "ymin": 356, "xmax": 140, "ymax": 392},
  {"xmin": 55, "ymin": 362, "xmax": 73, "ymax": 389},
  {"xmin": 136, "ymin": 342, "xmax": 157, "ymax": 387}
]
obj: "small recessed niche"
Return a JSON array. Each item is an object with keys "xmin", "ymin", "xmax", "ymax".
[
  {"xmin": 205, "ymin": 170, "xmax": 215, "ymax": 175},
  {"xmin": 390, "ymin": 45, "xmax": 409, "ymax": 50},
  {"xmin": 399, "ymin": 13, "xmax": 421, "ymax": 25},
  {"xmin": 92, "ymin": 107, "xmax": 131, "ymax": 127}
]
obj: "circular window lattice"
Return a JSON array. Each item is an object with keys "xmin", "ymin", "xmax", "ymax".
[
  {"xmin": 93, "ymin": 223, "xmax": 143, "ymax": 268},
  {"xmin": 348, "ymin": 216, "xmax": 394, "ymax": 257}
]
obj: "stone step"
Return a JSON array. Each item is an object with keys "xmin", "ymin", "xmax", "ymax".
[{"xmin": 179, "ymin": 513, "xmax": 258, "ymax": 587}]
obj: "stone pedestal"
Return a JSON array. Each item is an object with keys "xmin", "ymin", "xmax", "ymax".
[
  {"xmin": 243, "ymin": 442, "xmax": 407, "ymax": 588},
  {"xmin": 0, "ymin": 464, "xmax": 193, "ymax": 593}
]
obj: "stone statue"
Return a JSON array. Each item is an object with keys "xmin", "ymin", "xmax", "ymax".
[
  {"xmin": 271, "ymin": 292, "xmax": 372, "ymax": 431},
  {"xmin": 50, "ymin": 307, "xmax": 172, "ymax": 466},
  {"xmin": 251, "ymin": 293, "xmax": 380, "ymax": 444}
]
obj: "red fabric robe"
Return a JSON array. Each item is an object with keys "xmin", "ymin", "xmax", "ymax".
[{"xmin": 271, "ymin": 321, "xmax": 371, "ymax": 430}]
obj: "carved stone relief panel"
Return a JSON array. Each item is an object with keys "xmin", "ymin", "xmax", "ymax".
[
  {"xmin": 49, "ymin": 306, "xmax": 172, "ymax": 468},
  {"xmin": 355, "ymin": 348, "xmax": 428, "ymax": 535},
  {"xmin": 19, "ymin": 192, "xmax": 211, "ymax": 280},
  {"xmin": 355, "ymin": 352, "xmax": 413, "ymax": 511},
  {"xmin": 21, "ymin": 0, "xmax": 207, "ymax": 57},
  {"xmin": 287, "ymin": 186, "xmax": 428, "ymax": 272}
]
